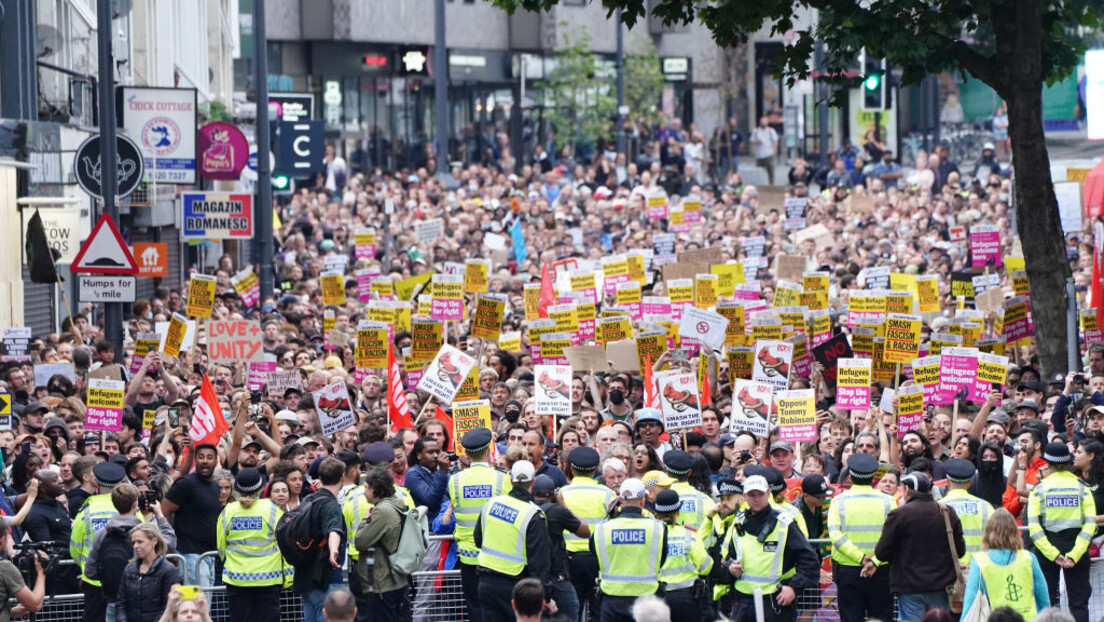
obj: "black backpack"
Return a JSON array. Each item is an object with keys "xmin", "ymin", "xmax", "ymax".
[
  {"xmin": 275, "ymin": 498, "xmax": 320, "ymax": 566},
  {"xmin": 98, "ymin": 526, "xmax": 133, "ymax": 601}
]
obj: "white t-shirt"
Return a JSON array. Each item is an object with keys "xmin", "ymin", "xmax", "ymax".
[{"xmin": 752, "ymin": 127, "xmax": 778, "ymax": 160}]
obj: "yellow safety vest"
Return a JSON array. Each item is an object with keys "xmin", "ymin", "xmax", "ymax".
[
  {"xmin": 713, "ymin": 514, "xmax": 736, "ymax": 602},
  {"xmin": 658, "ymin": 523, "xmax": 712, "ymax": 590},
  {"xmin": 217, "ymin": 499, "xmax": 285, "ymax": 587},
  {"xmin": 1027, "ymin": 470, "xmax": 1097, "ymax": 562},
  {"xmin": 828, "ymin": 484, "xmax": 893, "ymax": 566},
  {"xmin": 343, "ymin": 486, "xmax": 411, "ymax": 561},
  {"xmin": 449, "ymin": 463, "xmax": 509, "ymax": 565},
  {"xmin": 943, "ymin": 488, "xmax": 993, "ymax": 565},
  {"xmin": 733, "ymin": 514, "xmax": 793, "ymax": 595},
  {"xmin": 476, "ymin": 494, "xmax": 542, "ymax": 576},
  {"xmin": 593, "ymin": 514, "xmax": 666, "ymax": 597},
  {"xmin": 670, "ymin": 481, "xmax": 715, "ymax": 533},
  {"xmin": 70, "ymin": 494, "xmax": 120, "ymax": 586},
  {"xmin": 560, "ymin": 476, "xmax": 615, "ymax": 553},
  {"xmin": 975, "ymin": 550, "xmax": 1037, "ymax": 622}
]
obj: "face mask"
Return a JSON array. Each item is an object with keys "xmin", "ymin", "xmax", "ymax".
[
  {"xmin": 980, "ymin": 459, "xmax": 1002, "ymax": 474},
  {"xmin": 609, "ymin": 389, "xmax": 625, "ymax": 405}
]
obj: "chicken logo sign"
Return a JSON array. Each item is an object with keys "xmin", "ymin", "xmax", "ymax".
[
  {"xmin": 534, "ymin": 364, "xmax": 572, "ymax": 417},
  {"xmin": 312, "ymin": 380, "xmax": 355, "ymax": 436},
  {"xmin": 419, "ymin": 344, "xmax": 477, "ymax": 405},
  {"xmin": 657, "ymin": 372, "xmax": 702, "ymax": 430},
  {"xmin": 731, "ymin": 379, "xmax": 773, "ymax": 436},
  {"xmin": 752, "ymin": 340, "xmax": 794, "ymax": 393}
]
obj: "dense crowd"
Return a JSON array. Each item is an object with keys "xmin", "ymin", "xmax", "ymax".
[{"xmin": 0, "ymin": 114, "xmax": 1097, "ymax": 622}]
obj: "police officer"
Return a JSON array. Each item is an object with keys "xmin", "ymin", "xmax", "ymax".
[
  {"xmin": 654, "ymin": 489, "xmax": 713, "ymax": 622},
  {"xmin": 721, "ymin": 475, "xmax": 819, "ymax": 622},
  {"xmin": 70, "ymin": 462, "xmax": 126, "ymax": 622},
  {"xmin": 663, "ymin": 450, "xmax": 715, "ymax": 532},
  {"xmin": 448, "ymin": 428, "xmax": 510, "ymax": 622},
  {"xmin": 344, "ymin": 442, "xmax": 411, "ymax": 622},
  {"xmin": 473, "ymin": 461, "xmax": 554, "ymax": 620},
  {"xmin": 533, "ymin": 474, "xmax": 589, "ymax": 622},
  {"xmin": 560, "ymin": 446, "xmax": 614, "ymax": 617},
  {"xmin": 754, "ymin": 465, "xmax": 809, "ymax": 537},
  {"xmin": 709, "ymin": 479, "xmax": 743, "ymax": 615},
  {"xmin": 1028, "ymin": 442, "xmax": 1097, "ymax": 622},
  {"xmin": 591, "ymin": 478, "xmax": 667, "ymax": 622},
  {"xmin": 827, "ymin": 454, "xmax": 894, "ymax": 622},
  {"xmin": 217, "ymin": 468, "xmax": 284, "ymax": 622},
  {"xmin": 942, "ymin": 458, "xmax": 992, "ymax": 567}
]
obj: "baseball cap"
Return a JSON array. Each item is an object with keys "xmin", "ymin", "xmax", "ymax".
[
  {"xmin": 511, "ymin": 460, "xmax": 536, "ymax": 483},
  {"xmin": 642, "ymin": 470, "xmax": 674, "ymax": 488},
  {"xmin": 770, "ymin": 440, "xmax": 794, "ymax": 454},
  {"xmin": 742, "ymin": 475, "xmax": 769, "ymax": 494},
  {"xmin": 619, "ymin": 478, "xmax": 647, "ymax": 500},
  {"xmin": 801, "ymin": 474, "xmax": 834, "ymax": 498}
]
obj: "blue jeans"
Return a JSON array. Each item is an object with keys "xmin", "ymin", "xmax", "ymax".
[
  {"xmin": 897, "ymin": 590, "xmax": 950, "ymax": 622},
  {"xmin": 301, "ymin": 584, "xmax": 340, "ymax": 622},
  {"xmin": 105, "ymin": 602, "xmax": 115, "ymax": 622},
  {"xmin": 181, "ymin": 553, "xmax": 215, "ymax": 586}
]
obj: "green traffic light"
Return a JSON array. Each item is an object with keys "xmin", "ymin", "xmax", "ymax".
[
  {"xmin": 273, "ymin": 175, "xmax": 290, "ymax": 190},
  {"xmin": 864, "ymin": 74, "xmax": 882, "ymax": 91}
]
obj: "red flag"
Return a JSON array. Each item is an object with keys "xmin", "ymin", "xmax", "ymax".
[
  {"xmin": 388, "ymin": 342, "xmax": 414, "ymax": 433},
  {"xmin": 643, "ymin": 355, "xmax": 661, "ymax": 410},
  {"xmin": 190, "ymin": 374, "xmax": 229, "ymax": 447},
  {"xmin": 701, "ymin": 371, "xmax": 713, "ymax": 406},
  {"xmin": 538, "ymin": 261, "xmax": 555, "ymax": 318},
  {"xmin": 1094, "ymin": 246, "xmax": 1104, "ymax": 332},
  {"xmin": 434, "ymin": 405, "xmax": 454, "ymax": 451}
]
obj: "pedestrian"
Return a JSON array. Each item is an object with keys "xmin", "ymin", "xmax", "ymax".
[
  {"xmin": 216, "ymin": 468, "xmax": 285, "ymax": 622},
  {"xmin": 653, "ymin": 489, "xmax": 713, "ymax": 622},
  {"xmin": 875, "ymin": 472, "xmax": 966, "ymax": 622},
  {"xmin": 962, "ymin": 508, "xmax": 1050, "ymax": 621},
  {"xmin": 942, "ymin": 458, "xmax": 994, "ymax": 566},
  {"xmin": 531, "ymin": 473, "xmax": 587, "ymax": 622},
  {"xmin": 559, "ymin": 445, "xmax": 613, "ymax": 616},
  {"xmin": 591, "ymin": 478, "xmax": 667, "ymax": 622},
  {"xmin": 474, "ymin": 460, "xmax": 555, "ymax": 620},
  {"xmin": 353, "ymin": 468, "xmax": 410, "ymax": 622},
  {"xmin": 447, "ymin": 427, "xmax": 509, "ymax": 622},
  {"xmin": 70, "ymin": 461, "xmax": 127, "ymax": 622},
  {"xmin": 162, "ymin": 442, "xmax": 223, "ymax": 586},
  {"xmin": 750, "ymin": 117, "xmax": 779, "ymax": 184},
  {"xmin": 1026, "ymin": 442, "xmax": 1097, "ymax": 622},
  {"xmin": 114, "ymin": 523, "xmax": 180, "ymax": 622},
  {"xmin": 293, "ymin": 457, "xmax": 347, "ymax": 622}
]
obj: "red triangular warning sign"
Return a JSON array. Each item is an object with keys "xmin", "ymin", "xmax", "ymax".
[{"xmin": 70, "ymin": 215, "xmax": 138, "ymax": 275}]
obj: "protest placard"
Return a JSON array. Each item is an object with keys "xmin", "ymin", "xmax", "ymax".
[
  {"xmin": 207, "ymin": 320, "xmax": 264, "ymax": 364},
  {"xmin": 776, "ymin": 389, "xmax": 816, "ymax": 443},
  {"xmin": 731, "ymin": 379, "xmax": 773, "ymax": 436},
  {"xmin": 464, "ymin": 259, "xmax": 490, "ymax": 293},
  {"xmin": 129, "ymin": 332, "xmax": 163, "ymax": 374},
  {"xmin": 186, "ymin": 274, "xmax": 217, "ymax": 318},
  {"xmin": 34, "ymin": 363, "xmax": 75, "ymax": 388},
  {"xmin": 469, "ymin": 294, "xmax": 506, "ymax": 341},
  {"xmin": 418, "ymin": 345, "xmax": 477, "ymax": 404},
  {"xmin": 534, "ymin": 365, "xmax": 573, "ymax": 417},
  {"xmin": 499, "ymin": 331, "xmax": 521, "ymax": 352},
  {"xmin": 752, "ymin": 340, "xmax": 793, "ymax": 393},
  {"xmin": 597, "ymin": 316, "xmax": 634, "ymax": 345},
  {"xmin": 452, "ymin": 400, "xmax": 493, "ymax": 457},
  {"xmin": 910, "ymin": 355, "xmax": 942, "ymax": 406},
  {"xmin": 647, "ymin": 193, "xmax": 668, "ymax": 219},
  {"xmin": 430, "ymin": 274, "xmax": 464, "ymax": 321},
  {"xmin": 938, "ymin": 347, "xmax": 980, "ymax": 405},
  {"xmin": 320, "ymin": 271, "xmax": 346, "ymax": 306},
  {"xmin": 811, "ymin": 333, "xmax": 852, "ymax": 387},
  {"xmin": 862, "ymin": 266, "xmax": 891, "ymax": 290},
  {"xmin": 162, "ymin": 313, "xmax": 190, "ymax": 358},
  {"xmin": 86, "ymin": 378, "xmax": 125, "ymax": 431},
  {"xmin": 414, "ymin": 218, "xmax": 444, "ymax": 243},
  {"xmin": 897, "ymin": 384, "xmax": 926, "ymax": 438},
  {"xmin": 836, "ymin": 358, "xmax": 872, "ymax": 410},
  {"xmin": 266, "ymin": 369, "xmax": 301, "ymax": 399},
  {"xmin": 313, "ymin": 381, "xmax": 356, "ymax": 436},
  {"xmin": 354, "ymin": 228, "xmax": 376, "ymax": 259},
  {"xmin": 538, "ymin": 333, "xmax": 571, "ymax": 365},
  {"xmin": 0, "ymin": 328, "xmax": 30, "ymax": 363},
  {"xmin": 970, "ymin": 224, "xmax": 1001, "ymax": 268},
  {"xmin": 355, "ymin": 321, "xmax": 390, "ymax": 370},
  {"xmin": 657, "ymin": 372, "xmax": 702, "ymax": 430},
  {"xmin": 784, "ymin": 197, "xmax": 808, "ymax": 230},
  {"xmin": 246, "ymin": 358, "xmax": 277, "ymax": 392},
  {"xmin": 677, "ymin": 306, "xmax": 729, "ymax": 354},
  {"xmin": 883, "ymin": 313, "xmax": 922, "ymax": 364},
  {"xmin": 975, "ymin": 352, "xmax": 1010, "ymax": 395},
  {"xmin": 1002, "ymin": 296, "xmax": 1031, "ymax": 341},
  {"xmin": 230, "ymin": 267, "xmax": 260, "ymax": 308}
]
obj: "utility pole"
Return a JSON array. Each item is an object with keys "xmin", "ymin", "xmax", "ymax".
[
  {"xmin": 615, "ymin": 9, "xmax": 626, "ymax": 155},
  {"xmin": 815, "ymin": 38, "xmax": 830, "ymax": 170},
  {"xmin": 434, "ymin": 0, "xmax": 450, "ymax": 180},
  {"xmin": 253, "ymin": 0, "xmax": 274, "ymax": 299},
  {"xmin": 96, "ymin": 0, "xmax": 123, "ymax": 362}
]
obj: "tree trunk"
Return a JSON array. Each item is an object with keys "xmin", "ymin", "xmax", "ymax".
[{"xmin": 1006, "ymin": 0, "xmax": 1072, "ymax": 376}]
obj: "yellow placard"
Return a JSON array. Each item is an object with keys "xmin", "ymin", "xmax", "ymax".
[
  {"xmin": 627, "ymin": 254, "xmax": 647, "ymax": 286},
  {"xmin": 524, "ymin": 283, "xmax": 541, "ymax": 321},
  {"xmin": 885, "ymin": 291, "xmax": 915, "ymax": 316},
  {"xmin": 1011, "ymin": 270, "xmax": 1029, "ymax": 296},
  {"xmin": 452, "ymin": 400, "xmax": 492, "ymax": 456},
  {"xmin": 597, "ymin": 316, "xmax": 634, "ymax": 344},
  {"xmin": 799, "ymin": 290, "xmax": 828, "ymax": 311},
  {"xmin": 186, "ymin": 275, "xmax": 217, "ymax": 319},
  {"xmin": 540, "ymin": 333, "xmax": 572, "ymax": 361},
  {"xmin": 355, "ymin": 323, "xmax": 389, "ymax": 370},
  {"xmin": 802, "ymin": 272, "xmax": 829, "ymax": 292},
  {"xmin": 636, "ymin": 332, "xmax": 667, "ymax": 370},
  {"xmin": 321, "ymin": 271, "xmax": 347, "ymax": 306},
  {"xmin": 616, "ymin": 283, "xmax": 642, "ymax": 305},
  {"xmin": 774, "ymin": 281, "xmax": 802, "ymax": 308},
  {"xmin": 667, "ymin": 280, "xmax": 694, "ymax": 305},
  {"xmin": 851, "ymin": 327, "xmax": 875, "ymax": 356},
  {"xmin": 162, "ymin": 313, "xmax": 189, "ymax": 358},
  {"xmin": 499, "ymin": 332, "xmax": 521, "ymax": 352},
  {"xmin": 717, "ymin": 303, "xmax": 747, "ymax": 346},
  {"xmin": 464, "ymin": 260, "xmax": 489, "ymax": 294},
  {"xmin": 370, "ymin": 277, "xmax": 395, "ymax": 299},
  {"xmin": 471, "ymin": 295, "xmax": 506, "ymax": 341},
  {"xmin": 916, "ymin": 276, "xmax": 941, "ymax": 314},
  {"xmin": 883, "ymin": 314, "xmax": 922, "ymax": 364},
  {"xmin": 411, "ymin": 319, "xmax": 444, "ymax": 361},
  {"xmin": 695, "ymin": 274, "xmax": 719, "ymax": 309},
  {"xmin": 396, "ymin": 271, "xmax": 434, "ymax": 301},
  {"xmin": 712, "ymin": 264, "xmax": 745, "ymax": 297},
  {"xmin": 454, "ymin": 367, "xmax": 480, "ymax": 402}
]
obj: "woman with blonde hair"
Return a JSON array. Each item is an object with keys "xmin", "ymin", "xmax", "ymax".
[
  {"xmin": 116, "ymin": 523, "xmax": 181, "ymax": 622},
  {"xmin": 961, "ymin": 508, "xmax": 1050, "ymax": 620}
]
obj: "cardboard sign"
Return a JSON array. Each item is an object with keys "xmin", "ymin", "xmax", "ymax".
[
  {"xmin": 85, "ymin": 378, "xmax": 125, "ymax": 431},
  {"xmin": 731, "ymin": 379, "xmax": 773, "ymax": 436},
  {"xmin": 418, "ymin": 345, "xmax": 477, "ymax": 404},
  {"xmin": 883, "ymin": 314, "xmax": 922, "ymax": 364},
  {"xmin": 677, "ymin": 306, "xmax": 729, "ymax": 354},
  {"xmin": 776, "ymin": 388, "xmax": 816, "ymax": 443},
  {"xmin": 355, "ymin": 321, "xmax": 390, "ymax": 370},
  {"xmin": 753, "ymin": 340, "xmax": 794, "ymax": 393},
  {"xmin": 266, "ymin": 369, "xmax": 301, "ymax": 399},
  {"xmin": 812, "ymin": 333, "xmax": 853, "ymax": 387},
  {"xmin": 776, "ymin": 255, "xmax": 808, "ymax": 283},
  {"xmin": 185, "ymin": 274, "xmax": 217, "ymax": 318},
  {"xmin": 0, "ymin": 328, "xmax": 31, "ymax": 363},
  {"xmin": 162, "ymin": 313, "xmax": 190, "ymax": 358},
  {"xmin": 657, "ymin": 371, "xmax": 703, "ymax": 430},
  {"xmin": 564, "ymin": 345, "xmax": 609, "ymax": 372},
  {"xmin": 431, "ymin": 274, "xmax": 465, "ymax": 321},
  {"xmin": 969, "ymin": 224, "xmax": 1001, "ymax": 268},
  {"xmin": 836, "ymin": 358, "xmax": 872, "ymax": 410},
  {"xmin": 452, "ymin": 400, "xmax": 493, "ymax": 457},
  {"xmin": 313, "ymin": 380, "xmax": 356, "ymax": 436},
  {"xmin": 534, "ymin": 364, "xmax": 573, "ymax": 417},
  {"xmin": 470, "ymin": 294, "xmax": 506, "ymax": 341},
  {"xmin": 208, "ymin": 320, "xmax": 264, "ymax": 363},
  {"xmin": 897, "ymin": 384, "xmax": 925, "ymax": 438},
  {"xmin": 129, "ymin": 332, "xmax": 163, "ymax": 374},
  {"xmin": 464, "ymin": 259, "xmax": 490, "ymax": 294},
  {"xmin": 319, "ymin": 271, "xmax": 346, "ymax": 306},
  {"xmin": 938, "ymin": 347, "xmax": 979, "ymax": 405}
]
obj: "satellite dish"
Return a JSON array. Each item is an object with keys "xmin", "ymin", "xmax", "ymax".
[
  {"xmin": 35, "ymin": 24, "xmax": 61, "ymax": 59},
  {"xmin": 112, "ymin": 0, "xmax": 133, "ymax": 18}
]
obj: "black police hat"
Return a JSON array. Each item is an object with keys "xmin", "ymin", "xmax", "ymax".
[
  {"xmin": 760, "ymin": 466, "xmax": 785, "ymax": 493},
  {"xmin": 93, "ymin": 462, "xmax": 126, "ymax": 488},
  {"xmin": 847, "ymin": 454, "xmax": 879, "ymax": 478},
  {"xmin": 363, "ymin": 442, "xmax": 394, "ymax": 466},
  {"xmin": 944, "ymin": 458, "xmax": 976, "ymax": 483},
  {"xmin": 662, "ymin": 450, "xmax": 694, "ymax": 476},
  {"xmin": 235, "ymin": 468, "xmax": 264, "ymax": 494},
  {"xmin": 718, "ymin": 478, "xmax": 743, "ymax": 496},
  {"xmin": 568, "ymin": 446, "xmax": 600, "ymax": 470},
  {"xmin": 459, "ymin": 428, "xmax": 493, "ymax": 454},
  {"xmin": 654, "ymin": 489, "xmax": 681, "ymax": 513}
]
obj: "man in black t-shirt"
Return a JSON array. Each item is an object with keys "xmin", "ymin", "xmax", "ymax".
[
  {"xmin": 532, "ymin": 474, "xmax": 586, "ymax": 622},
  {"xmin": 296, "ymin": 457, "xmax": 346, "ymax": 622},
  {"xmin": 162, "ymin": 443, "xmax": 222, "ymax": 586}
]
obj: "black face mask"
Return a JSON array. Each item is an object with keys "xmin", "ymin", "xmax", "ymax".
[
  {"xmin": 609, "ymin": 389, "xmax": 626, "ymax": 405},
  {"xmin": 980, "ymin": 459, "xmax": 1002, "ymax": 475},
  {"xmin": 505, "ymin": 408, "xmax": 521, "ymax": 423}
]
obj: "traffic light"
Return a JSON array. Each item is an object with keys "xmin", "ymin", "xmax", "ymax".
[
  {"xmin": 273, "ymin": 174, "xmax": 291, "ymax": 191},
  {"xmin": 861, "ymin": 49, "xmax": 886, "ymax": 111}
]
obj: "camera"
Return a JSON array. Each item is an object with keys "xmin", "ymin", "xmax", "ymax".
[
  {"xmin": 737, "ymin": 450, "xmax": 753, "ymax": 463},
  {"xmin": 1075, "ymin": 374, "xmax": 1086, "ymax": 385},
  {"xmin": 13, "ymin": 541, "xmax": 63, "ymax": 579},
  {"xmin": 132, "ymin": 479, "xmax": 162, "ymax": 513}
]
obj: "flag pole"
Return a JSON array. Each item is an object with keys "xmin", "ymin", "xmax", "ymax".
[{"xmin": 39, "ymin": 214, "xmax": 82, "ymax": 347}]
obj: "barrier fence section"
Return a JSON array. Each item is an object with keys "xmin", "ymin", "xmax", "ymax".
[{"xmin": 19, "ymin": 535, "xmax": 1104, "ymax": 621}]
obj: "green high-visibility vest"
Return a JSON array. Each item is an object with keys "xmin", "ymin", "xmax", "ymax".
[
  {"xmin": 943, "ymin": 488, "xmax": 993, "ymax": 566},
  {"xmin": 975, "ymin": 550, "xmax": 1037, "ymax": 622},
  {"xmin": 560, "ymin": 477, "xmax": 614, "ymax": 553},
  {"xmin": 594, "ymin": 514, "xmax": 666, "ymax": 598},
  {"xmin": 828, "ymin": 485, "xmax": 894, "ymax": 566},
  {"xmin": 477, "ymin": 494, "xmax": 541, "ymax": 576},
  {"xmin": 217, "ymin": 499, "xmax": 285, "ymax": 587},
  {"xmin": 71, "ymin": 494, "xmax": 120, "ymax": 587},
  {"xmin": 670, "ymin": 482, "xmax": 714, "ymax": 532},
  {"xmin": 449, "ymin": 463, "xmax": 509, "ymax": 565},
  {"xmin": 658, "ymin": 523, "xmax": 712, "ymax": 590},
  {"xmin": 734, "ymin": 515, "xmax": 792, "ymax": 596},
  {"xmin": 1027, "ymin": 470, "xmax": 1097, "ymax": 563}
]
